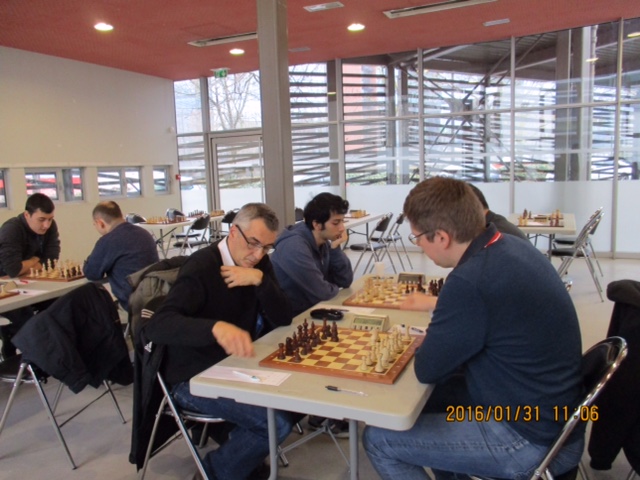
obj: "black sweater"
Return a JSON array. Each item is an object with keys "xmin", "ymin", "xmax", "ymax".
[{"xmin": 145, "ymin": 242, "xmax": 293, "ymax": 385}]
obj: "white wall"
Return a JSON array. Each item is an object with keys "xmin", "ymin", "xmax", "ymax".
[{"xmin": 0, "ymin": 47, "xmax": 181, "ymax": 259}]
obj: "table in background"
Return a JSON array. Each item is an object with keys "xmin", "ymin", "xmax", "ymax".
[
  {"xmin": 207, "ymin": 214, "xmax": 226, "ymax": 242},
  {"xmin": 0, "ymin": 277, "xmax": 88, "ymax": 314},
  {"xmin": 508, "ymin": 213, "xmax": 576, "ymax": 257},
  {"xmin": 343, "ymin": 213, "xmax": 385, "ymax": 246},
  {"xmin": 135, "ymin": 220, "xmax": 193, "ymax": 258},
  {"xmin": 190, "ymin": 275, "xmax": 432, "ymax": 480}
]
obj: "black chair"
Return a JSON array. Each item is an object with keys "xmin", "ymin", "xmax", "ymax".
[
  {"xmin": 551, "ymin": 209, "xmax": 605, "ymax": 301},
  {"xmin": 0, "ymin": 354, "xmax": 126, "ymax": 469},
  {"xmin": 173, "ymin": 214, "xmax": 211, "ymax": 254},
  {"xmin": 126, "ymin": 213, "xmax": 147, "ymax": 224},
  {"xmin": 349, "ymin": 213, "xmax": 396, "ymax": 276},
  {"xmin": 470, "ymin": 336, "xmax": 628, "ymax": 480},
  {"xmin": 371, "ymin": 213, "xmax": 413, "ymax": 271},
  {"xmin": 295, "ymin": 207, "xmax": 304, "ymax": 223}
]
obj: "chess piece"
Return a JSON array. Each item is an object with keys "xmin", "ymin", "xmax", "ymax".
[
  {"xmin": 293, "ymin": 348, "xmax": 302, "ymax": 363},
  {"xmin": 365, "ymin": 350, "xmax": 374, "ymax": 366},
  {"xmin": 359, "ymin": 356, "xmax": 369, "ymax": 372},
  {"xmin": 285, "ymin": 337, "xmax": 293, "ymax": 356},
  {"xmin": 277, "ymin": 343, "xmax": 286, "ymax": 360},
  {"xmin": 330, "ymin": 322, "xmax": 339, "ymax": 342},
  {"xmin": 375, "ymin": 353, "xmax": 385, "ymax": 373},
  {"xmin": 403, "ymin": 328, "xmax": 412, "ymax": 344}
]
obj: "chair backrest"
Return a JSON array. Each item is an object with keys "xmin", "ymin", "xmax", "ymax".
[
  {"xmin": 126, "ymin": 213, "xmax": 147, "ymax": 224},
  {"xmin": 572, "ymin": 209, "xmax": 604, "ymax": 249},
  {"xmin": 222, "ymin": 209, "xmax": 238, "ymax": 224},
  {"xmin": 531, "ymin": 336, "xmax": 627, "ymax": 479},
  {"xmin": 190, "ymin": 214, "xmax": 211, "ymax": 231},
  {"xmin": 371, "ymin": 213, "xmax": 394, "ymax": 239},
  {"xmin": 294, "ymin": 207, "xmax": 304, "ymax": 222}
]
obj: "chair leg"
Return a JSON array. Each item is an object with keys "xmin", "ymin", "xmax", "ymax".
[
  {"xmin": 578, "ymin": 461, "xmax": 590, "ymax": 480},
  {"xmin": 50, "ymin": 381, "xmax": 65, "ymax": 414},
  {"xmin": 28, "ymin": 365, "xmax": 77, "ymax": 470},
  {"xmin": 582, "ymin": 251, "xmax": 604, "ymax": 302},
  {"xmin": 397, "ymin": 238, "xmax": 414, "ymax": 270},
  {"xmin": 0, "ymin": 362, "xmax": 28, "ymax": 436},
  {"xmin": 103, "ymin": 381, "xmax": 126, "ymax": 424},
  {"xmin": 140, "ymin": 396, "xmax": 169, "ymax": 480},
  {"xmin": 586, "ymin": 239, "xmax": 603, "ymax": 276},
  {"xmin": 351, "ymin": 248, "xmax": 369, "ymax": 275},
  {"xmin": 389, "ymin": 239, "xmax": 406, "ymax": 271}
]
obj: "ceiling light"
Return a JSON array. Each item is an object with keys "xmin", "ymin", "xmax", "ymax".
[
  {"xmin": 230, "ymin": 48, "xmax": 245, "ymax": 55},
  {"xmin": 628, "ymin": 31, "xmax": 640, "ymax": 38},
  {"xmin": 384, "ymin": 0, "xmax": 497, "ymax": 19},
  {"xmin": 303, "ymin": 2, "xmax": 344, "ymax": 12},
  {"xmin": 94, "ymin": 22, "xmax": 113, "ymax": 32},
  {"xmin": 348, "ymin": 23, "xmax": 365, "ymax": 32},
  {"xmin": 483, "ymin": 18, "xmax": 510, "ymax": 27},
  {"xmin": 188, "ymin": 32, "xmax": 257, "ymax": 48},
  {"xmin": 586, "ymin": 57, "xmax": 598, "ymax": 63}
]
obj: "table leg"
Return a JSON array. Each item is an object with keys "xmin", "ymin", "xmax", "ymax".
[
  {"xmin": 349, "ymin": 419, "xmax": 359, "ymax": 480},
  {"xmin": 547, "ymin": 234, "xmax": 555, "ymax": 259},
  {"xmin": 267, "ymin": 407, "xmax": 278, "ymax": 480}
]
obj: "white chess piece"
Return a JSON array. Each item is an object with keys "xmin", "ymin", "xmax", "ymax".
[{"xmin": 359, "ymin": 355, "xmax": 369, "ymax": 372}]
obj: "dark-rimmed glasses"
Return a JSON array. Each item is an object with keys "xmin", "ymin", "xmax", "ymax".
[
  {"xmin": 408, "ymin": 231, "xmax": 428, "ymax": 245},
  {"xmin": 236, "ymin": 225, "xmax": 275, "ymax": 254}
]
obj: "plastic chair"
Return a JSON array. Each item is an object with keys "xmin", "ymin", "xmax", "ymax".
[
  {"xmin": 166, "ymin": 208, "xmax": 186, "ymax": 221},
  {"xmin": 0, "ymin": 354, "xmax": 126, "ymax": 470},
  {"xmin": 470, "ymin": 336, "xmax": 628, "ymax": 480},
  {"xmin": 551, "ymin": 209, "xmax": 605, "ymax": 301},
  {"xmin": 371, "ymin": 213, "xmax": 413, "ymax": 271},
  {"xmin": 349, "ymin": 213, "xmax": 396, "ymax": 275},
  {"xmin": 173, "ymin": 214, "xmax": 210, "ymax": 254}
]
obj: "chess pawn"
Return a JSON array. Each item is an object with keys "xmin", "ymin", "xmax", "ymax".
[
  {"xmin": 365, "ymin": 350, "xmax": 374, "ymax": 366},
  {"xmin": 369, "ymin": 329, "xmax": 378, "ymax": 346},
  {"xmin": 374, "ymin": 353, "xmax": 385, "ymax": 373},
  {"xmin": 359, "ymin": 355, "xmax": 369, "ymax": 372},
  {"xmin": 381, "ymin": 347, "xmax": 390, "ymax": 368},
  {"xmin": 403, "ymin": 328, "xmax": 412, "ymax": 344}
]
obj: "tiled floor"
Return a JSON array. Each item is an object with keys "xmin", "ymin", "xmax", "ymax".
[{"xmin": 0, "ymin": 252, "xmax": 637, "ymax": 479}]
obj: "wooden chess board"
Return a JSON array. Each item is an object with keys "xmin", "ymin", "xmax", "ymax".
[
  {"xmin": 259, "ymin": 327, "xmax": 424, "ymax": 385},
  {"xmin": 0, "ymin": 280, "xmax": 19, "ymax": 299},
  {"xmin": 21, "ymin": 262, "xmax": 84, "ymax": 282},
  {"xmin": 342, "ymin": 275, "xmax": 443, "ymax": 310},
  {"xmin": 0, "ymin": 290, "xmax": 19, "ymax": 300}
]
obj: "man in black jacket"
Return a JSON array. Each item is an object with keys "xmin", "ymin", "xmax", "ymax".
[
  {"xmin": 0, "ymin": 193, "xmax": 61, "ymax": 357},
  {"xmin": 145, "ymin": 203, "xmax": 295, "ymax": 480}
]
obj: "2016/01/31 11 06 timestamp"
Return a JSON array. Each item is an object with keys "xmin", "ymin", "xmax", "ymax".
[{"xmin": 553, "ymin": 405, "xmax": 599, "ymax": 422}]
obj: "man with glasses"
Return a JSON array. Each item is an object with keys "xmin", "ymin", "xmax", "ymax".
[
  {"xmin": 145, "ymin": 203, "xmax": 295, "ymax": 480},
  {"xmin": 270, "ymin": 192, "xmax": 353, "ymax": 438},
  {"xmin": 363, "ymin": 177, "xmax": 584, "ymax": 480}
]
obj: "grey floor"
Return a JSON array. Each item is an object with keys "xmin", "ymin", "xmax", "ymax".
[{"xmin": 0, "ymin": 251, "xmax": 637, "ymax": 480}]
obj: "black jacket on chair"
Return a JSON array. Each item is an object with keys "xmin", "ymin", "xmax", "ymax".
[
  {"xmin": 12, "ymin": 282, "xmax": 133, "ymax": 394},
  {"xmin": 588, "ymin": 280, "xmax": 640, "ymax": 473}
]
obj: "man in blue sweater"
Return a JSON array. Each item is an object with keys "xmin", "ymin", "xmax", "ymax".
[
  {"xmin": 271, "ymin": 192, "xmax": 353, "ymax": 317},
  {"xmin": 84, "ymin": 201, "xmax": 159, "ymax": 310},
  {"xmin": 363, "ymin": 177, "xmax": 584, "ymax": 480}
]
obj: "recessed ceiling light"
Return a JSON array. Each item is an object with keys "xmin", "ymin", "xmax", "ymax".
[
  {"xmin": 347, "ymin": 23, "xmax": 365, "ymax": 32},
  {"xmin": 230, "ymin": 48, "xmax": 245, "ymax": 55},
  {"xmin": 628, "ymin": 31, "xmax": 640, "ymax": 38},
  {"xmin": 94, "ymin": 22, "xmax": 113, "ymax": 32},
  {"xmin": 483, "ymin": 18, "xmax": 510, "ymax": 27},
  {"xmin": 586, "ymin": 57, "xmax": 598, "ymax": 63}
]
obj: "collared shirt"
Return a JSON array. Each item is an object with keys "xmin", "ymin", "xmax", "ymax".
[{"xmin": 218, "ymin": 236, "xmax": 235, "ymax": 266}]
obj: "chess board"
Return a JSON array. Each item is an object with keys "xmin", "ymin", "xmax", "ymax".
[
  {"xmin": 342, "ymin": 275, "xmax": 443, "ymax": 310},
  {"xmin": 259, "ymin": 327, "xmax": 424, "ymax": 385},
  {"xmin": 21, "ymin": 261, "xmax": 84, "ymax": 282},
  {"xmin": 0, "ymin": 281, "xmax": 19, "ymax": 300}
]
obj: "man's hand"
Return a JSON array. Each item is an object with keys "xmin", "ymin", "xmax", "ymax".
[
  {"xmin": 19, "ymin": 256, "xmax": 42, "ymax": 276},
  {"xmin": 399, "ymin": 292, "xmax": 438, "ymax": 312},
  {"xmin": 220, "ymin": 265, "xmax": 263, "ymax": 288},
  {"xmin": 331, "ymin": 231, "xmax": 349, "ymax": 249},
  {"xmin": 212, "ymin": 321, "xmax": 255, "ymax": 357}
]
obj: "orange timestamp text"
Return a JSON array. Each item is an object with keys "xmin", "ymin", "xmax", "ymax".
[{"xmin": 446, "ymin": 405, "xmax": 540, "ymax": 423}]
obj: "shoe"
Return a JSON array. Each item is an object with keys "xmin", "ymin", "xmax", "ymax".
[
  {"xmin": 0, "ymin": 324, "xmax": 17, "ymax": 359},
  {"xmin": 247, "ymin": 461, "xmax": 271, "ymax": 480},
  {"xmin": 307, "ymin": 416, "xmax": 350, "ymax": 439}
]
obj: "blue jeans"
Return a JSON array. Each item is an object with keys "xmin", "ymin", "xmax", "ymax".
[
  {"xmin": 363, "ymin": 412, "xmax": 584, "ymax": 480},
  {"xmin": 172, "ymin": 382, "xmax": 294, "ymax": 480}
]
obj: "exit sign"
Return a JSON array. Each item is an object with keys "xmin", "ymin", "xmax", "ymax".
[{"xmin": 213, "ymin": 68, "xmax": 229, "ymax": 78}]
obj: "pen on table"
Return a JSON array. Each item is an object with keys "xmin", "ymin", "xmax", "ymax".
[
  {"xmin": 325, "ymin": 385, "xmax": 368, "ymax": 397},
  {"xmin": 232, "ymin": 370, "xmax": 262, "ymax": 383}
]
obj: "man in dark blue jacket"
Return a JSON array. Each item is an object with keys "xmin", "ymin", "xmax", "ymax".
[{"xmin": 363, "ymin": 177, "xmax": 584, "ymax": 480}]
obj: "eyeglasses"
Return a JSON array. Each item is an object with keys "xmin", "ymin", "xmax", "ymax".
[
  {"xmin": 236, "ymin": 225, "xmax": 275, "ymax": 254},
  {"xmin": 408, "ymin": 231, "xmax": 428, "ymax": 245}
]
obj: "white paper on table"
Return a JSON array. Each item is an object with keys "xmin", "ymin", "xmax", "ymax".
[
  {"xmin": 17, "ymin": 289, "xmax": 49, "ymax": 296},
  {"xmin": 314, "ymin": 302, "xmax": 376, "ymax": 315},
  {"xmin": 200, "ymin": 365, "xmax": 290, "ymax": 386}
]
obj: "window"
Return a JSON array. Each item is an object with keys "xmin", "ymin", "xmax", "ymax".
[
  {"xmin": 98, "ymin": 167, "xmax": 142, "ymax": 197},
  {"xmin": 0, "ymin": 170, "xmax": 7, "ymax": 208},
  {"xmin": 153, "ymin": 166, "xmax": 170, "ymax": 193},
  {"xmin": 25, "ymin": 168, "xmax": 85, "ymax": 202},
  {"xmin": 26, "ymin": 170, "xmax": 59, "ymax": 199}
]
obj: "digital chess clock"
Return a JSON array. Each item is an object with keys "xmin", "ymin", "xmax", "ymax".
[{"xmin": 350, "ymin": 314, "xmax": 389, "ymax": 331}]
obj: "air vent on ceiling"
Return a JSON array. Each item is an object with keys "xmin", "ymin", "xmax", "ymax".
[
  {"xmin": 304, "ymin": 2, "xmax": 344, "ymax": 13},
  {"xmin": 384, "ymin": 0, "xmax": 497, "ymax": 19},
  {"xmin": 188, "ymin": 32, "xmax": 257, "ymax": 48}
]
